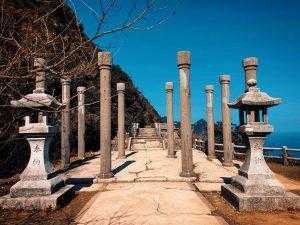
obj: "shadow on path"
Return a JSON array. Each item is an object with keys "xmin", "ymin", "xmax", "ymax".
[
  {"xmin": 112, "ymin": 160, "xmax": 135, "ymax": 175},
  {"xmin": 126, "ymin": 151, "xmax": 137, "ymax": 158}
]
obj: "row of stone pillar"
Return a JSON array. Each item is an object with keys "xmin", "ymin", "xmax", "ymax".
[
  {"xmin": 60, "ymin": 56, "xmax": 127, "ymax": 173},
  {"xmin": 60, "ymin": 78, "xmax": 86, "ymax": 169},
  {"xmin": 164, "ymin": 51, "xmax": 195, "ymax": 177},
  {"xmin": 204, "ymin": 57, "xmax": 259, "ymax": 165},
  {"xmin": 205, "ymin": 76, "xmax": 233, "ymax": 166},
  {"xmin": 164, "ymin": 52, "xmax": 256, "ymax": 175},
  {"xmin": 98, "ymin": 52, "xmax": 127, "ymax": 179}
]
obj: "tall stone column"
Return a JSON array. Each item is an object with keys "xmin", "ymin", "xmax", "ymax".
[
  {"xmin": 77, "ymin": 86, "xmax": 86, "ymax": 160},
  {"xmin": 98, "ymin": 52, "xmax": 114, "ymax": 179},
  {"xmin": 205, "ymin": 85, "xmax": 215, "ymax": 160},
  {"xmin": 166, "ymin": 82, "xmax": 175, "ymax": 158},
  {"xmin": 177, "ymin": 51, "xmax": 195, "ymax": 177},
  {"xmin": 61, "ymin": 77, "xmax": 71, "ymax": 169},
  {"xmin": 219, "ymin": 75, "xmax": 233, "ymax": 167},
  {"xmin": 117, "ymin": 83, "xmax": 126, "ymax": 159}
]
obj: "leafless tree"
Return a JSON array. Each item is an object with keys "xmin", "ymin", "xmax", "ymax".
[{"xmin": 0, "ymin": 0, "xmax": 176, "ymax": 175}]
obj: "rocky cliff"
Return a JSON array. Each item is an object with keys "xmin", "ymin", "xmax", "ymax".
[{"xmin": 0, "ymin": 0, "xmax": 161, "ymax": 177}]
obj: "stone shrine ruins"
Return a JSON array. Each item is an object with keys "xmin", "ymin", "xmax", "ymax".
[{"xmin": 0, "ymin": 49, "xmax": 299, "ymax": 225}]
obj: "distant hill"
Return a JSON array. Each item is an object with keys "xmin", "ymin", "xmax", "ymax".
[{"xmin": 192, "ymin": 119, "xmax": 243, "ymax": 145}]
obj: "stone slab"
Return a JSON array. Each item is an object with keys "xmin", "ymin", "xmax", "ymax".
[
  {"xmin": 10, "ymin": 175, "xmax": 64, "ymax": 197},
  {"xmin": 221, "ymin": 183, "xmax": 300, "ymax": 211},
  {"xmin": 0, "ymin": 185, "xmax": 75, "ymax": 210},
  {"xmin": 66, "ymin": 150, "xmax": 237, "ymax": 185},
  {"xmin": 76, "ymin": 182, "xmax": 228, "ymax": 225}
]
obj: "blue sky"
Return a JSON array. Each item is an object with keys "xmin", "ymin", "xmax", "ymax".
[{"xmin": 69, "ymin": 0, "xmax": 300, "ymax": 133}]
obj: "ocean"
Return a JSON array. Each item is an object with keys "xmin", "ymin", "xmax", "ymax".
[{"xmin": 265, "ymin": 132, "xmax": 300, "ymax": 158}]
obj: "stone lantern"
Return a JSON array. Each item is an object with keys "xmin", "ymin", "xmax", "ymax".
[
  {"xmin": 0, "ymin": 58, "xmax": 74, "ymax": 210},
  {"xmin": 221, "ymin": 57, "xmax": 299, "ymax": 211}
]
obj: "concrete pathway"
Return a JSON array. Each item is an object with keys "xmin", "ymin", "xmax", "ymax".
[
  {"xmin": 65, "ymin": 149, "xmax": 299, "ymax": 224},
  {"xmin": 66, "ymin": 149, "xmax": 237, "ymax": 187},
  {"xmin": 75, "ymin": 182, "xmax": 228, "ymax": 225},
  {"xmin": 66, "ymin": 150, "xmax": 234, "ymax": 225}
]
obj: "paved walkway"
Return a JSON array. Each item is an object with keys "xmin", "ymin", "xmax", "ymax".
[
  {"xmin": 66, "ymin": 150, "xmax": 236, "ymax": 225},
  {"xmin": 65, "ymin": 149, "xmax": 299, "ymax": 225},
  {"xmin": 75, "ymin": 182, "xmax": 228, "ymax": 225},
  {"xmin": 66, "ymin": 149, "xmax": 237, "ymax": 186}
]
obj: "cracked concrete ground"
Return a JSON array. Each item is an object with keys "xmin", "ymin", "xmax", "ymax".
[
  {"xmin": 66, "ymin": 149, "xmax": 237, "ymax": 187},
  {"xmin": 66, "ymin": 150, "xmax": 235, "ymax": 224},
  {"xmin": 75, "ymin": 182, "xmax": 228, "ymax": 225}
]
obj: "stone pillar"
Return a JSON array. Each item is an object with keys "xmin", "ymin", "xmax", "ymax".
[
  {"xmin": 98, "ymin": 52, "xmax": 114, "ymax": 179},
  {"xmin": 61, "ymin": 77, "xmax": 71, "ymax": 169},
  {"xmin": 205, "ymin": 85, "xmax": 215, "ymax": 160},
  {"xmin": 33, "ymin": 58, "xmax": 46, "ymax": 93},
  {"xmin": 166, "ymin": 82, "xmax": 175, "ymax": 158},
  {"xmin": 243, "ymin": 57, "xmax": 258, "ymax": 91},
  {"xmin": 77, "ymin": 86, "xmax": 86, "ymax": 160},
  {"xmin": 219, "ymin": 75, "xmax": 233, "ymax": 167},
  {"xmin": 117, "ymin": 82, "xmax": 126, "ymax": 159},
  {"xmin": 177, "ymin": 51, "xmax": 195, "ymax": 177}
]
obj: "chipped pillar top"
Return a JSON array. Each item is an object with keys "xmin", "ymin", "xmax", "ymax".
[
  {"xmin": 77, "ymin": 86, "xmax": 86, "ymax": 93},
  {"xmin": 243, "ymin": 57, "xmax": 258, "ymax": 90},
  {"xmin": 205, "ymin": 85, "xmax": 214, "ymax": 93},
  {"xmin": 98, "ymin": 51, "xmax": 112, "ymax": 68},
  {"xmin": 219, "ymin": 74, "xmax": 231, "ymax": 84},
  {"xmin": 177, "ymin": 51, "xmax": 191, "ymax": 68},
  {"xmin": 33, "ymin": 58, "xmax": 46, "ymax": 94},
  {"xmin": 61, "ymin": 77, "xmax": 71, "ymax": 85},
  {"xmin": 117, "ymin": 83, "xmax": 125, "ymax": 92},
  {"xmin": 165, "ymin": 81, "xmax": 174, "ymax": 91}
]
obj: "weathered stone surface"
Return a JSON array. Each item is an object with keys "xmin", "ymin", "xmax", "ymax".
[
  {"xmin": 0, "ymin": 185, "xmax": 75, "ymax": 210},
  {"xmin": 205, "ymin": 85, "xmax": 215, "ymax": 160},
  {"xmin": 4, "ymin": 58, "xmax": 75, "ymax": 210},
  {"xmin": 77, "ymin": 86, "xmax": 86, "ymax": 160},
  {"xmin": 219, "ymin": 75, "xmax": 233, "ymax": 167},
  {"xmin": 76, "ymin": 182, "xmax": 228, "ymax": 225},
  {"xmin": 130, "ymin": 127, "xmax": 163, "ymax": 151},
  {"xmin": 222, "ymin": 57, "xmax": 299, "ymax": 212},
  {"xmin": 177, "ymin": 51, "xmax": 195, "ymax": 177},
  {"xmin": 61, "ymin": 77, "xmax": 71, "ymax": 169},
  {"xmin": 117, "ymin": 82, "xmax": 126, "ymax": 159},
  {"xmin": 221, "ymin": 184, "xmax": 299, "ymax": 211},
  {"xmin": 165, "ymin": 81, "xmax": 175, "ymax": 158},
  {"xmin": 98, "ymin": 51, "xmax": 114, "ymax": 179},
  {"xmin": 98, "ymin": 51, "xmax": 112, "ymax": 66},
  {"xmin": 243, "ymin": 57, "xmax": 258, "ymax": 91}
]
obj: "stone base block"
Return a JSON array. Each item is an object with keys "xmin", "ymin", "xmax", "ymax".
[
  {"xmin": 10, "ymin": 175, "xmax": 64, "ymax": 197},
  {"xmin": 179, "ymin": 170, "xmax": 197, "ymax": 178},
  {"xmin": 221, "ymin": 184, "xmax": 300, "ymax": 211},
  {"xmin": 0, "ymin": 185, "xmax": 75, "ymax": 210},
  {"xmin": 94, "ymin": 177, "xmax": 117, "ymax": 183}
]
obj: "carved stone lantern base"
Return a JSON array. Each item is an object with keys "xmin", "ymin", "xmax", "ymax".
[
  {"xmin": 0, "ymin": 120, "xmax": 75, "ymax": 210},
  {"xmin": 221, "ymin": 136, "xmax": 300, "ymax": 211}
]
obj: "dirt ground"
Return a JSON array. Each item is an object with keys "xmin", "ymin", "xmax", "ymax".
[
  {"xmin": 201, "ymin": 163, "xmax": 300, "ymax": 225},
  {"xmin": 202, "ymin": 191, "xmax": 300, "ymax": 225},
  {"xmin": 0, "ymin": 191, "xmax": 97, "ymax": 225}
]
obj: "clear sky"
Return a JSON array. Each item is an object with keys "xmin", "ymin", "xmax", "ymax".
[{"xmin": 69, "ymin": 0, "xmax": 300, "ymax": 133}]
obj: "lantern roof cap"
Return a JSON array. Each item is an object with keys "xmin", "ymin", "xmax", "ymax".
[
  {"xmin": 229, "ymin": 87, "xmax": 281, "ymax": 109},
  {"xmin": 11, "ymin": 92, "xmax": 61, "ymax": 109}
]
